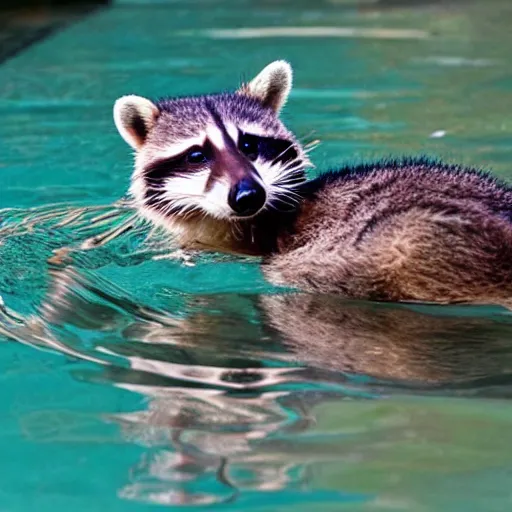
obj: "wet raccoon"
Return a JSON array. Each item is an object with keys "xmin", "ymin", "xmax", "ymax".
[{"xmin": 113, "ymin": 61, "xmax": 512, "ymax": 306}]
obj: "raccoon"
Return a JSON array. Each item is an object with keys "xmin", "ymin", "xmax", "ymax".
[{"xmin": 113, "ymin": 61, "xmax": 512, "ymax": 306}]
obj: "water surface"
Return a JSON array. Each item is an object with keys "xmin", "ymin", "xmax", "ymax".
[{"xmin": 2, "ymin": 0, "xmax": 512, "ymax": 510}]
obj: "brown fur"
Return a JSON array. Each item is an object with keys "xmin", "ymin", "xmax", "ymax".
[
  {"xmin": 263, "ymin": 160, "xmax": 512, "ymax": 306},
  {"xmin": 146, "ymin": 157, "xmax": 512, "ymax": 306},
  {"xmin": 137, "ymin": 156, "xmax": 512, "ymax": 306},
  {"xmin": 113, "ymin": 62, "xmax": 512, "ymax": 306}
]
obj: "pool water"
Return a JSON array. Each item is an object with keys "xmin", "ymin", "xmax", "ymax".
[{"xmin": 2, "ymin": 0, "xmax": 512, "ymax": 510}]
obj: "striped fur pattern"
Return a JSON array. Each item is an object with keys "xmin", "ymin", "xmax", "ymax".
[{"xmin": 114, "ymin": 61, "xmax": 310, "ymax": 253}]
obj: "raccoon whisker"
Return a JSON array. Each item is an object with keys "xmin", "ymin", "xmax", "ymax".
[
  {"xmin": 145, "ymin": 188, "xmax": 166, "ymax": 195},
  {"xmin": 186, "ymin": 204, "xmax": 204, "ymax": 219},
  {"xmin": 281, "ymin": 159, "xmax": 307, "ymax": 174},
  {"xmin": 283, "ymin": 155, "xmax": 303, "ymax": 166},
  {"xmin": 176, "ymin": 207, "xmax": 193, "ymax": 220},
  {"xmin": 153, "ymin": 193, "xmax": 205, "ymax": 215},
  {"xmin": 153, "ymin": 195, "xmax": 190, "ymax": 215},
  {"xmin": 274, "ymin": 190, "xmax": 302, "ymax": 203},
  {"xmin": 274, "ymin": 180, "xmax": 305, "ymax": 191},
  {"xmin": 233, "ymin": 221, "xmax": 243, "ymax": 237},
  {"xmin": 270, "ymin": 168, "xmax": 301, "ymax": 183},
  {"xmin": 187, "ymin": 204, "xmax": 206, "ymax": 218},
  {"xmin": 157, "ymin": 197, "xmax": 174, "ymax": 211},
  {"xmin": 272, "ymin": 183, "xmax": 302, "ymax": 199},
  {"xmin": 275, "ymin": 188, "xmax": 302, "ymax": 203},
  {"xmin": 265, "ymin": 200, "xmax": 296, "ymax": 214},
  {"xmin": 282, "ymin": 176, "xmax": 308, "ymax": 188},
  {"xmin": 144, "ymin": 190, "xmax": 166, "ymax": 200},
  {"xmin": 171, "ymin": 207, "xmax": 195, "ymax": 222},
  {"xmin": 294, "ymin": 152, "xmax": 314, "ymax": 167},
  {"xmin": 275, "ymin": 181, "xmax": 306, "ymax": 192},
  {"xmin": 274, "ymin": 174, "xmax": 307, "ymax": 187},
  {"xmin": 269, "ymin": 183, "xmax": 302, "ymax": 198},
  {"xmin": 272, "ymin": 201, "xmax": 297, "ymax": 211},
  {"xmin": 199, "ymin": 209, "xmax": 212, "ymax": 224},
  {"xmin": 264, "ymin": 162, "xmax": 307, "ymax": 189},
  {"xmin": 268, "ymin": 189, "xmax": 301, "ymax": 206},
  {"xmin": 270, "ymin": 156, "xmax": 301, "ymax": 170},
  {"xmin": 179, "ymin": 209, "xmax": 198, "ymax": 222},
  {"xmin": 274, "ymin": 195, "xmax": 300, "ymax": 208},
  {"xmin": 276, "ymin": 181, "xmax": 304, "ymax": 192},
  {"xmin": 170, "ymin": 202, "xmax": 202, "ymax": 221},
  {"xmin": 303, "ymin": 141, "xmax": 321, "ymax": 154},
  {"xmin": 271, "ymin": 162, "xmax": 307, "ymax": 182},
  {"xmin": 296, "ymin": 131, "xmax": 321, "ymax": 151},
  {"xmin": 144, "ymin": 181, "xmax": 168, "ymax": 190},
  {"xmin": 145, "ymin": 184, "xmax": 166, "ymax": 190},
  {"xmin": 230, "ymin": 222, "xmax": 243, "ymax": 241},
  {"xmin": 269, "ymin": 145, "xmax": 300, "ymax": 167}
]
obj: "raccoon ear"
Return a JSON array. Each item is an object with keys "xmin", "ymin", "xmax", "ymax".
[
  {"xmin": 113, "ymin": 95, "xmax": 160, "ymax": 150},
  {"xmin": 239, "ymin": 60, "xmax": 293, "ymax": 114}
]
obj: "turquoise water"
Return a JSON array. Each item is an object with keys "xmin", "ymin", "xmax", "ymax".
[{"xmin": 2, "ymin": 0, "xmax": 512, "ymax": 509}]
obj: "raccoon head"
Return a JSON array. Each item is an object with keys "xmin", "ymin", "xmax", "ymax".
[{"xmin": 113, "ymin": 61, "xmax": 310, "ymax": 238}]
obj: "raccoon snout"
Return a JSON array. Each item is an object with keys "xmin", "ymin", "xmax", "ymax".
[{"xmin": 228, "ymin": 178, "xmax": 266, "ymax": 217}]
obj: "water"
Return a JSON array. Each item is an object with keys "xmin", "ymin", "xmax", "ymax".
[{"xmin": 2, "ymin": 0, "xmax": 512, "ymax": 509}]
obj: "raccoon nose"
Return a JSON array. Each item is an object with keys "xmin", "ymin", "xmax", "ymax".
[{"xmin": 228, "ymin": 178, "xmax": 266, "ymax": 216}]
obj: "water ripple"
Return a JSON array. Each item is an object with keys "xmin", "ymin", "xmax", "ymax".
[
  {"xmin": 2, "ymin": 203, "xmax": 512, "ymax": 507},
  {"xmin": 180, "ymin": 26, "xmax": 430, "ymax": 40}
]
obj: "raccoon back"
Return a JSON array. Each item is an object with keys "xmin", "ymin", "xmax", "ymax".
[{"xmin": 265, "ymin": 158, "xmax": 512, "ymax": 305}]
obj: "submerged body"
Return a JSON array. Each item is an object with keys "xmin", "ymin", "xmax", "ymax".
[{"xmin": 113, "ymin": 61, "xmax": 512, "ymax": 306}]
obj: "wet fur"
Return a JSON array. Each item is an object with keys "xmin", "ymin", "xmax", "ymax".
[
  {"xmin": 166, "ymin": 156, "xmax": 512, "ymax": 305},
  {"xmin": 115, "ymin": 62, "xmax": 512, "ymax": 306},
  {"xmin": 265, "ymin": 158, "xmax": 512, "ymax": 305}
]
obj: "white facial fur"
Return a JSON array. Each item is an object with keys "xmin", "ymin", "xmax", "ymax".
[
  {"xmin": 115, "ymin": 60, "xmax": 309, "ymax": 229},
  {"xmin": 129, "ymin": 121, "xmax": 282, "ymax": 222}
]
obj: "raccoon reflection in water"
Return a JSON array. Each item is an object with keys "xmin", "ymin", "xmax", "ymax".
[
  {"xmin": 35, "ymin": 266, "xmax": 512, "ymax": 387},
  {"xmin": 15, "ymin": 265, "xmax": 512, "ymax": 505}
]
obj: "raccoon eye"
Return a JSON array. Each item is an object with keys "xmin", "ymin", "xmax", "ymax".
[
  {"xmin": 238, "ymin": 134, "xmax": 259, "ymax": 161},
  {"xmin": 187, "ymin": 147, "xmax": 207, "ymax": 164}
]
